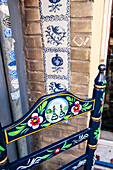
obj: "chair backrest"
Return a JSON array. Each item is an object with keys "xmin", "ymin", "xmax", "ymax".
[{"xmin": 0, "ymin": 64, "xmax": 106, "ymax": 170}]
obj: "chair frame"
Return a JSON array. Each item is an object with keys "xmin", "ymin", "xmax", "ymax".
[{"xmin": 0, "ymin": 64, "xmax": 107, "ymax": 170}]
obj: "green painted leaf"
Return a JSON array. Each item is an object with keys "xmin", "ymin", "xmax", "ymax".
[
  {"xmin": 39, "ymin": 105, "xmax": 42, "ymax": 112},
  {"xmin": 21, "ymin": 128, "xmax": 29, "ymax": 134},
  {"xmin": 41, "ymin": 154, "xmax": 51, "ymax": 159},
  {"xmin": 66, "ymin": 96, "xmax": 72, "ymax": 101},
  {"xmin": 46, "ymin": 109, "xmax": 52, "ymax": 114},
  {"xmin": 81, "ymin": 108, "xmax": 86, "ymax": 112},
  {"xmin": 63, "ymin": 143, "xmax": 72, "ymax": 149},
  {"xmin": 40, "ymin": 108, "xmax": 45, "ymax": 115},
  {"xmin": 42, "ymin": 101, "xmax": 48, "ymax": 109},
  {"xmin": 63, "ymin": 141, "xmax": 67, "ymax": 147},
  {"xmin": 37, "ymin": 108, "xmax": 40, "ymax": 113},
  {"xmin": 64, "ymin": 115, "xmax": 71, "ymax": 120},
  {"xmin": 8, "ymin": 130, "xmax": 21, "ymax": 136},
  {"xmin": 61, "ymin": 148, "xmax": 66, "ymax": 151},
  {"xmin": 63, "ymin": 106, "xmax": 68, "ymax": 111},
  {"xmin": 41, "ymin": 123, "xmax": 51, "ymax": 127},
  {"xmin": 103, "ymin": 92, "xmax": 105, "ymax": 98},
  {"xmin": 20, "ymin": 123, "xmax": 27, "ymax": 125},
  {"xmin": 47, "ymin": 149, "xmax": 54, "ymax": 152},
  {"xmin": 0, "ymin": 146, "xmax": 5, "ymax": 151},
  {"xmin": 16, "ymin": 126, "xmax": 25, "ymax": 130},
  {"xmin": 83, "ymin": 102, "xmax": 89, "ymax": 107},
  {"xmin": 86, "ymin": 104, "xmax": 92, "ymax": 110}
]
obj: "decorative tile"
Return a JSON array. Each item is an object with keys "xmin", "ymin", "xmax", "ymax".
[
  {"xmin": 39, "ymin": 0, "xmax": 71, "ymax": 101},
  {"xmin": 39, "ymin": 0, "xmax": 70, "ymax": 18},
  {"xmin": 41, "ymin": 17, "xmax": 70, "ymax": 49},
  {"xmin": 44, "ymin": 49, "xmax": 70, "ymax": 77},
  {"xmin": 46, "ymin": 77, "xmax": 70, "ymax": 94}
]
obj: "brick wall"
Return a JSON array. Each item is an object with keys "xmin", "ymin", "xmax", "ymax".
[{"xmin": 19, "ymin": 0, "xmax": 93, "ymax": 169}]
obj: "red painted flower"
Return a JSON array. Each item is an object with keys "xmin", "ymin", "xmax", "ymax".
[
  {"xmin": 28, "ymin": 113, "xmax": 43, "ymax": 129},
  {"xmin": 54, "ymin": 148, "xmax": 60, "ymax": 153},
  {"xmin": 71, "ymin": 101, "xmax": 82, "ymax": 115},
  {"xmin": 101, "ymin": 101, "xmax": 104, "ymax": 106}
]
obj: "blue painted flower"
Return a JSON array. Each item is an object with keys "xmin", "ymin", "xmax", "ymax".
[
  {"xmin": 52, "ymin": 54, "xmax": 63, "ymax": 66},
  {"xmin": 49, "ymin": 0, "xmax": 61, "ymax": 4}
]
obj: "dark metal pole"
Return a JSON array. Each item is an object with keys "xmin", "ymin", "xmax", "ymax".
[
  {"xmin": 85, "ymin": 64, "xmax": 106, "ymax": 170},
  {"xmin": 0, "ymin": 0, "xmax": 27, "ymax": 158}
]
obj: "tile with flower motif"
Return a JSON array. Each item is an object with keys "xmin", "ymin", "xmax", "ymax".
[
  {"xmin": 46, "ymin": 77, "xmax": 70, "ymax": 94},
  {"xmin": 39, "ymin": 0, "xmax": 70, "ymax": 18},
  {"xmin": 44, "ymin": 50, "xmax": 70, "ymax": 77},
  {"xmin": 41, "ymin": 18, "xmax": 70, "ymax": 49}
]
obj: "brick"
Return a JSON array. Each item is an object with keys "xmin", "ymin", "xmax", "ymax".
[
  {"xmin": 24, "ymin": 0, "xmax": 39, "ymax": 7},
  {"xmin": 28, "ymin": 71, "xmax": 44, "ymax": 81},
  {"xmin": 71, "ymin": 61, "xmax": 90, "ymax": 73},
  {"xmin": 46, "ymin": 163, "xmax": 61, "ymax": 170},
  {"xmin": 71, "ymin": 49, "xmax": 90, "ymax": 61},
  {"xmin": 78, "ymin": 126, "xmax": 88, "ymax": 135},
  {"xmin": 79, "ymin": 141, "xmax": 87, "ymax": 150},
  {"xmin": 29, "ymin": 100, "xmax": 36, "ymax": 108},
  {"xmin": 30, "ymin": 91, "xmax": 46, "ymax": 100},
  {"xmin": 71, "ymin": 73, "xmax": 89, "ymax": 84},
  {"xmin": 38, "ymin": 128, "xmax": 61, "ymax": 138},
  {"xmin": 25, "ymin": 9, "xmax": 40, "ymax": 21},
  {"xmin": 25, "ymin": 23, "xmax": 41, "ymax": 35},
  {"xmin": 29, "ymin": 82, "xmax": 46, "ymax": 92},
  {"xmin": 27, "ymin": 60, "xmax": 44, "ymax": 71},
  {"xmin": 42, "ymin": 135, "xmax": 52, "ymax": 143},
  {"xmin": 52, "ymin": 123, "xmax": 78, "ymax": 132},
  {"xmin": 42, "ymin": 136, "xmax": 61, "ymax": 144},
  {"xmin": 25, "ymin": 36, "xmax": 42, "ymax": 48},
  {"xmin": 45, "ymin": 156, "xmax": 61, "ymax": 165},
  {"xmin": 71, "ymin": 34, "xmax": 91, "ymax": 47},
  {"xmin": 26, "ymin": 49, "xmax": 43, "ymax": 60},
  {"xmin": 70, "ymin": 84, "xmax": 88, "ymax": 95},
  {"xmin": 32, "ymin": 133, "xmax": 43, "ymax": 142},
  {"xmin": 61, "ymin": 131, "xmax": 75, "ymax": 138},
  {"xmin": 62, "ymin": 148, "xmax": 85, "ymax": 157},
  {"xmin": 71, "ymin": 3, "xmax": 93, "ymax": 18},
  {"xmin": 60, "ymin": 153, "xmax": 75, "ymax": 164},
  {"xmin": 71, "ymin": 20, "xmax": 92, "ymax": 33},
  {"xmin": 71, "ymin": 116, "xmax": 88, "ymax": 126}
]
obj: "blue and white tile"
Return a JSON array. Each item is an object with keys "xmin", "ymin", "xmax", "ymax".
[
  {"xmin": 44, "ymin": 50, "xmax": 70, "ymax": 77},
  {"xmin": 41, "ymin": 17, "xmax": 70, "ymax": 49},
  {"xmin": 39, "ymin": 0, "xmax": 70, "ymax": 18},
  {"xmin": 46, "ymin": 77, "xmax": 70, "ymax": 94}
]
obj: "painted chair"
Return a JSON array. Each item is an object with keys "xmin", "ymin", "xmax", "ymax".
[{"xmin": 0, "ymin": 64, "xmax": 107, "ymax": 170}]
